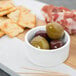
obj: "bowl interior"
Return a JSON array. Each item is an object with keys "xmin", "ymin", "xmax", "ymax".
[{"xmin": 25, "ymin": 26, "xmax": 70, "ymax": 51}]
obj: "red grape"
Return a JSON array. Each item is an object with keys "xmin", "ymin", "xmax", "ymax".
[
  {"xmin": 35, "ymin": 30, "xmax": 50, "ymax": 42},
  {"xmin": 50, "ymin": 40, "xmax": 64, "ymax": 49}
]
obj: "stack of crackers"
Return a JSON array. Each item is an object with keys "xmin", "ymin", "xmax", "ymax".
[{"xmin": 0, "ymin": 0, "xmax": 36, "ymax": 38}]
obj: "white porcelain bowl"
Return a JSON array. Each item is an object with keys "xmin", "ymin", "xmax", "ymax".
[{"xmin": 25, "ymin": 26, "xmax": 70, "ymax": 67}]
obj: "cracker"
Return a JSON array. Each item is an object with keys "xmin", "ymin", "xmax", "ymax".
[
  {"xmin": 0, "ymin": 17, "xmax": 8, "ymax": 24},
  {"xmin": 0, "ymin": 30, "xmax": 5, "ymax": 37},
  {"xmin": 0, "ymin": 7, "xmax": 16, "ymax": 16},
  {"xmin": 7, "ymin": 10, "xmax": 20, "ymax": 23},
  {"xmin": 7, "ymin": 6, "xmax": 30, "ymax": 23},
  {"xmin": 18, "ymin": 12, "xmax": 36, "ymax": 28},
  {"xmin": 17, "ymin": 6, "xmax": 30, "ymax": 12},
  {"xmin": 0, "ymin": 19, "xmax": 24, "ymax": 38},
  {"xmin": 0, "ymin": 0, "xmax": 14, "ymax": 11},
  {"xmin": 0, "ymin": 17, "xmax": 8, "ymax": 37}
]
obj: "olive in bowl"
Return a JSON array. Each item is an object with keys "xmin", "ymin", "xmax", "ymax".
[
  {"xmin": 30, "ymin": 36, "xmax": 50, "ymax": 49},
  {"xmin": 25, "ymin": 26, "xmax": 70, "ymax": 67}
]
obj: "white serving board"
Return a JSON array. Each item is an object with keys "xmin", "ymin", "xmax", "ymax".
[
  {"xmin": 0, "ymin": 0, "xmax": 76, "ymax": 76},
  {"xmin": 0, "ymin": 36, "xmax": 76, "ymax": 76}
]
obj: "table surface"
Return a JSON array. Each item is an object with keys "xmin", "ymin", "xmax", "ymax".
[
  {"xmin": 17, "ymin": 18, "xmax": 76, "ymax": 69},
  {"xmin": 37, "ymin": 0, "xmax": 76, "ymax": 9}
]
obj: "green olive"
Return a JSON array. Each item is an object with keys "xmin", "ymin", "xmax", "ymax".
[
  {"xmin": 30, "ymin": 36, "xmax": 50, "ymax": 49},
  {"xmin": 46, "ymin": 22, "xmax": 64, "ymax": 39}
]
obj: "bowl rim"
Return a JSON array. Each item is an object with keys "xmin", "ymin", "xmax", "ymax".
[{"xmin": 25, "ymin": 26, "xmax": 70, "ymax": 52}]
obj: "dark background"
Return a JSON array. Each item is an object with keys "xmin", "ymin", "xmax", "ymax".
[
  {"xmin": 0, "ymin": 69, "xmax": 10, "ymax": 76},
  {"xmin": 37, "ymin": 0, "xmax": 76, "ymax": 9}
]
